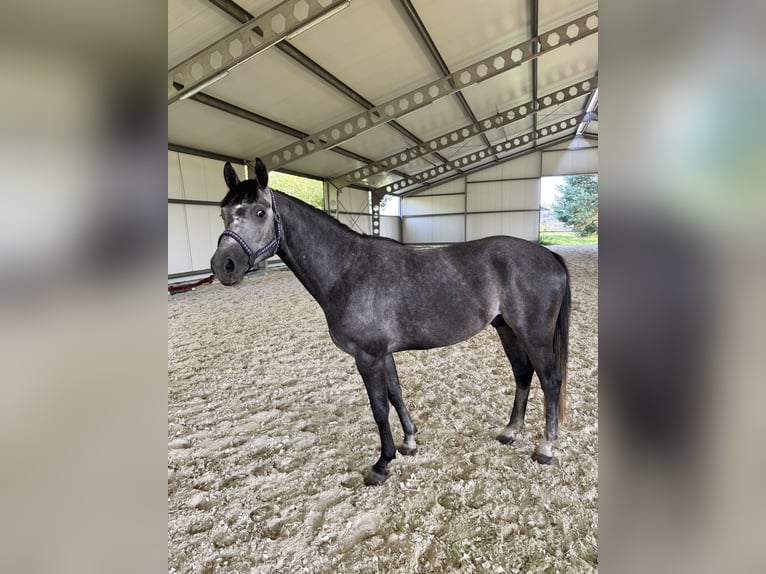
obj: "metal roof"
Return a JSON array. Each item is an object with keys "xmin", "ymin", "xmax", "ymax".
[{"xmin": 168, "ymin": 0, "xmax": 598, "ymax": 196}]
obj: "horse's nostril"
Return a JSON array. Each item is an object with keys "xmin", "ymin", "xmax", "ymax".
[{"xmin": 225, "ymin": 258, "xmax": 235, "ymax": 273}]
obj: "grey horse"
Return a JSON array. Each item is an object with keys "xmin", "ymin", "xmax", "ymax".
[{"xmin": 211, "ymin": 159, "xmax": 570, "ymax": 485}]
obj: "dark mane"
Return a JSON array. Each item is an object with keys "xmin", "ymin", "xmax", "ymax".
[{"xmin": 220, "ymin": 180, "xmax": 262, "ymax": 207}]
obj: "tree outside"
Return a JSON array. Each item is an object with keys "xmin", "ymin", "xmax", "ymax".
[
  {"xmin": 552, "ymin": 174, "xmax": 598, "ymax": 236},
  {"xmin": 268, "ymin": 171, "xmax": 324, "ymax": 209}
]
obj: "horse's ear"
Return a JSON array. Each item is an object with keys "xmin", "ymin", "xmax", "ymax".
[
  {"xmin": 223, "ymin": 162, "xmax": 240, "ymax": 190},
  {"xmin": 254, "ymin": 157, "xmax": 269, "ymax": 190}
]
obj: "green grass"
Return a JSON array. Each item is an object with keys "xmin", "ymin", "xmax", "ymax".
[{"xmin": 539, "ymin": 231, "xmax": 598, "ymax": 246}]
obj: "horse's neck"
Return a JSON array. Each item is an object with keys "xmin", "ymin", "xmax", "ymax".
[{"xmin": 274, "ymin": 191, "xmax": 358, "ymax": 304}]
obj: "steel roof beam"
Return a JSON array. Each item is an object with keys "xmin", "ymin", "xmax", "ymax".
[
  {"xmin": 206, "ymin": 0, "xmax": 449, "ymax": 166},
  {"xmin": 331, "ymin": 76, "xmax": 596, "ymax": 187},
  {"xmin": 263, "ymin": 10, "xmax": 598, "ymax": 170},
  {"xmin": 395, "ymin": 131, "xmax": 592, "ymax": 198},
  {"xmin": 375, "ymin": 113, "xmax": 586, "ymax": 195},
  {"xmin": 168, "ymin": 0, "xmax": 352, "ymax": 104}
]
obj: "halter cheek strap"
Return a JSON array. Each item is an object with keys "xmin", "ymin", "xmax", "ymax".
[{"xmin": 219, "ymin": 189, "xmax": 282, "ymax": 267}]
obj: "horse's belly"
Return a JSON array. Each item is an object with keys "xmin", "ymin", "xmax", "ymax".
[{"xmin": 399, "ymin": 309, "xmax": 490, "ymax": 350}]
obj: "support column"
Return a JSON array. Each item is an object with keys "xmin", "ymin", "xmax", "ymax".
[{"xmin": 371, "ymin": 190, "xmax": 386, "ymax": 236}]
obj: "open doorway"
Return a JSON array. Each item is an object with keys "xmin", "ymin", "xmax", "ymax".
[{"xmin": 540, "ymin": 174, "xmax": 598, "ymax": 245}]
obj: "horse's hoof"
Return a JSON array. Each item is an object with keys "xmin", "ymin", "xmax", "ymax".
[
  {"xmin": 364, "ymin": 469, "xmax": 388, "ymax": 486},
  {"xmin": 496, "ymin": 434, "xmax": 515, "ymax": 445},
  {"xmin": 532, "ymin": 452, "xmax": 553, "ymax": 464},
  {"xmin": 397, "ymin": 444, "xmax": 418, "ymax": 456}
]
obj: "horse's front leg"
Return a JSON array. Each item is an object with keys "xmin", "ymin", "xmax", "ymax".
[{"xmin": 355, "ymin": 353, "xmax": 396, "ymax": 485}]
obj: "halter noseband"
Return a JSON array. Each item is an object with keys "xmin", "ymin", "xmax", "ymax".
[{"xmin": 219, "ymin": 188, "xmax": 282, "ymax": 268}]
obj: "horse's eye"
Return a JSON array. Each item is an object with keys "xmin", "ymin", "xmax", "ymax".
[{"xmin": 256, "ymin": 210, "xmax": 265, "ymax": 218}]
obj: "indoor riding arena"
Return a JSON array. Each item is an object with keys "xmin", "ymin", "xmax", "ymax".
[{"xmin": 169, "ymin": 1, "xmax": 599, "ymax": 572}]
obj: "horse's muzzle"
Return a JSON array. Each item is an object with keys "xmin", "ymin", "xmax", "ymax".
[{"xmin": 210, "ymin": 248, "xmax": 247, "ymax": 286}]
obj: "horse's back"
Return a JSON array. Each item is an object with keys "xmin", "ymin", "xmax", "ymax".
[{"xmin": 410, "ymin": 235, "xmax": 565, "ymax": 285}]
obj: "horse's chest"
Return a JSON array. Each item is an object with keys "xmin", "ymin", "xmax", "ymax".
[{"xmin": 324, "ymin": 304, "xmax": 395, "ymax": 356}]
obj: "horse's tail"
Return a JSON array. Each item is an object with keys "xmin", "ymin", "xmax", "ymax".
[{"xmin": 551, "ymin": 252, "xmax": 571, "ymax": 424}]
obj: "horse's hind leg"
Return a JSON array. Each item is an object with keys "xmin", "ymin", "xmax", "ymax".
[
  {"xmin": 384, "ymin": 354, "xmax": 418, "ymax": 456},
  {"xmin": 524, "ymin": 344, "xmax": 564, "ymax": 465},
  {"xmin": 493, "ymin": 318, "xmax": 535, "ymax": 445},
  {"xmin": 356, "ymin": 353, "xmax": 397, "ymax": 485}
]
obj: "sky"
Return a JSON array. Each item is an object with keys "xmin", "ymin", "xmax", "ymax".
[{"xmin": 541, "ymin": 176, "xmax": 565, "ymax": 208}]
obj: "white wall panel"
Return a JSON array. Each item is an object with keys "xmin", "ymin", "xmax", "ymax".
[
  {"xmin": 176, "ymin": 154, "xmax": 207, "ymax": 200},
  {"xmin": 168, "ymin": 151, "xmax": 184, "ymax": 199},
  {"xmin": 338, "ymin": 213, "xmax": 371, "ymax": 235},
  {"xmin": 466, "ymin": 212, "xmax": 539, "ymax": 242},
  {"xmin": 402, "ymin": 193, "xmax": 464, "ymax": 216},
  {"xmin": 409, "ymin": 177, "xmax": 465, "ymax": 196},
  {"xmin": 168, "ymin": 204, "xmax": 191, "ymax": 274},
  {"xmin": 403, "ymin": 215, "xmax": 464, "ymax": 244},
  {"xmin": 379, "ymin": 216, "xmax": 401, "ymax": 241},
  {"xmin": 168, "ymin": 152, "xmax": 245, "ymax": 202},
  {"xmin": 185, "ymin": 205, "xmax": 220, "ymax": 271},
  {"xmin": 466, "ymin": 179, "xmax": 539, "ymax": 212},
  {"xmin": 335, "ymin": 187, "xmax": 369, "ymax": 213},
  {"xmin": 466, "ymin": 151, "xmax": 541, "ymax": 181},
  {"xmin": 541, "ymin": 147, "xmax": 598, "ymax": 176},
  {"xmin": 203, "ymin": 162, "xmax": 227, "ymax": 201}
]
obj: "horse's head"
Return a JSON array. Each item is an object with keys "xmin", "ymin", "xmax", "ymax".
[{"xmin": 210, "ymin": 158, "xmax": 281, "ymax": 286}]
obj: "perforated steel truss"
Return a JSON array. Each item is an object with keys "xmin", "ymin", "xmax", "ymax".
[
  {"xmin": 168, "ymin": 0, "xmax": 351, "ymax": 104},
  {"xmin": 263, "ymin": 10, "xmax": 598, "ymax": 170},
  {"xmin": 331, "ymin": 76, "xmax": 597, "ymax": 188},
  {"xmin": 374, "ymin": 113, "xmax": 586, "ymax": 195}
]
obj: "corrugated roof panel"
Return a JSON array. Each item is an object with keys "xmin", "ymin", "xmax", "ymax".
[
  {"xmin": 168, "ymin": 0, "xmax": 238, "ymax": 68},
  {"xmin": 286, "ymin": 150, "xmax": 367, "ymax": 180},
  {"xmin": 439, "ymin": 135, "xmax": 491, "ymax": 162},
  {"xmin": 287, "ymin": 0, "xmax": 441, "ymax": 103},
  {"xmin": 357, "ymin": 171, "xmax": 402, "ymax": 190},
  {"xmin": 237, "ymin": 0, "xmax": 288, "ymax": 17},
  {"xmin": 168, "ymin": 98, "xmax": 295, "ymax": 160},
  {"xmin": 491, "ymin": 116, "xmax": 536, "ymax": 143},
  {"xmin": 536, "ymin": 33, "xmax": 598, "ymax": 92},
  {"xmin": 537, "ymin": 93, "xmax": 590, "ymax": 123},
  {"xmin": 538, "ymin": 0, "xmax": 597, "ymax": 31},
  {"xmin": 333, "ymin": 123, "xmax": 414, "ymax": 164},
  {"xmin": 459, "ymin": 65, "xmax": 530, "ymax": 119},
  {"xmin": 396, "ymin": 155, "xmax": 443, "ymax": 175},
  {"xmin": 392, "ymin": 96, "xmax": 471, "ymax": 142},
  {"xmin": 413, "ymin": 0, "xmax": 528, "ymax": 71},
  {"xmin": 203, "ymin": 47, "xmax": 365, "ymax": 134}
]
